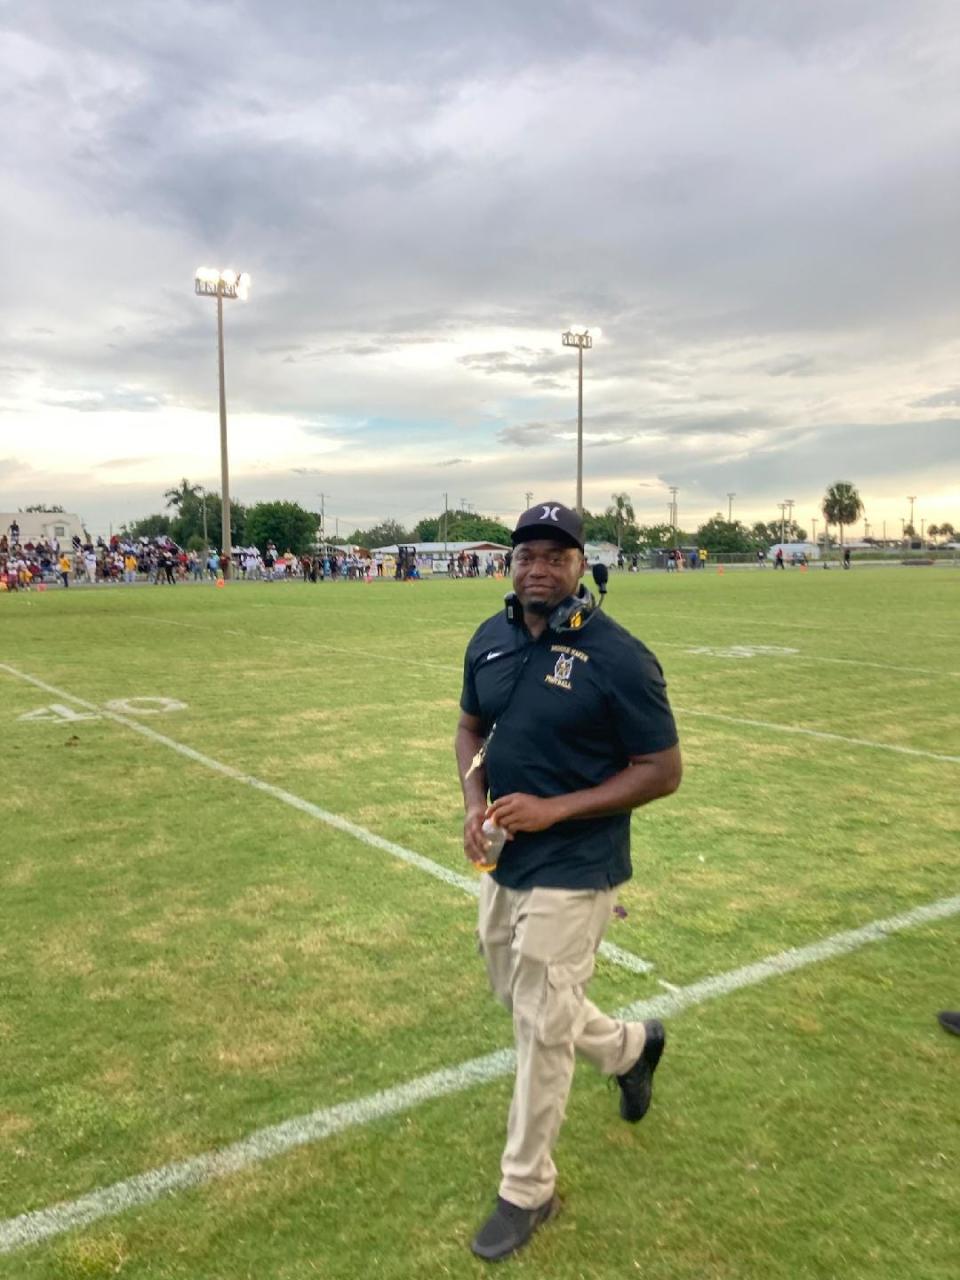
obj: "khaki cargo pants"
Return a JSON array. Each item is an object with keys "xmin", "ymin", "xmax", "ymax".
[{"xmin": 478, "ymin": 875, "xmax": 647, "ymax": 1208}]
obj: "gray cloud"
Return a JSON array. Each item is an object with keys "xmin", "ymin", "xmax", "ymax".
[
  {"xmin": 911, "ymin": 387, "xmax": 960, "ymax": 409},
  {"xmin": 3, "ymin": 0, "xmax": 959, "ymax": 532},
  {"xmin": 750, "ymin": 353, "xmax": 831, "ymax": 378},
  {"xmin": 459, "ymin": 348, "xmax": 571, "ymax": 378},
  {"xmin": 45, "ymin": 389, "xmax": 168, "ymax": 413}
]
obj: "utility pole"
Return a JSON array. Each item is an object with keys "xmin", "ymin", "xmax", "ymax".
[
  {"xmin": 316, "ymin": 493, "xmax": 327, "ymax": 547},
  {"xmin": 727, "ymin": 492, "xmax": 736, "ymax": 522},
  {"xmin": 778, "ymin": 503, "xmax": 786, "ymax": 544},
  {"xmin": 785, "ymin": 499, "xmax": 795, "ymax": 540},
  {"xmin": 524, "ymin": 491, "xmax": 533, "ymax": 510},
  {"xmin": 668, "ymin": 486, "xmax": 679, "ymax": 548},
  {"xmin": 811, "ymin": 516, "xmax": 818, "ymax": 550},
  {"xmin": 442, "ymin": 492, "xmax": 449, "ymax": 558},
  {"xmin": 907, "ymin": 495, "xmax": 917, "ymax": 531}
]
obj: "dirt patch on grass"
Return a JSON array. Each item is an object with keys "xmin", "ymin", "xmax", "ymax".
[
  {"xmin": 226, "ymin": 882, "xmax": 317, "ymax": 919},
  {"xmin": 128, "ymin": 904, "xmax": 212, "ymax": 944},
  {"xmin": 2, "ymin": 859, "xmax": 37, "ymax": 888},
  {"xmin": 39, "ymin": 932, "xmax": 99, "ymax": 977},
  {"xmin": 0, "ymin": 1111, "xmax": 34, "ymax": 1143},
  {"xmin": 212, "ymin": 1036, "xmax": 307, "ymax": 1073},
  {"xmin": 53, "ymin": 1230, "xmax": 129, "ymax": 1279}
]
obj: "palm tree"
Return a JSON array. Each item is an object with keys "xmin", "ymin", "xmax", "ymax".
[
  {"xmin": 606, "ymin": 492, "xmax": 635, "ymax": 551},
  {"xmin": 164, "ymin": 478, "xmax": 202, "ymax": 510},
  {"xmin": 822, "ymin": 482, "xmax": 864, "ymax": 559}
]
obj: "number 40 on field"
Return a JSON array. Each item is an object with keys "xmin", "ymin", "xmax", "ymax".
[{"xmin": 18, "ymin": 697, "xmax": 187, "ymax": 723}]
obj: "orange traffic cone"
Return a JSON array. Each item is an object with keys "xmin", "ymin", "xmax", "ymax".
[
  {"xmin": 717, "ymin": 565, "xmax": 725, "ymax": 575},
  {"xmin": 216, "ymin": 578, "xmax": 225, "ymax": 589}
]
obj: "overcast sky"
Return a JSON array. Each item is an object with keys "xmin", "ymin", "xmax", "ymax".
[{"xmin": 2, "ymin": 0, "xmax": 958, "ymax": 537}]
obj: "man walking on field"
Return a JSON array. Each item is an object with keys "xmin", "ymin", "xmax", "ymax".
[{"xmin": 455, "ymin": 501, "xmax": 682, "ymax": 1262}]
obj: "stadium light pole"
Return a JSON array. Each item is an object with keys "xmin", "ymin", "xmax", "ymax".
[
  {"xmin": 668, "ymin": 485, "xmax": 679, "ymax": 550},
  {"xmin": 727, "ymin": 492, "xmax": 736, "ymax": 522},
  {"xmin": 562, "ymin": 328, "xmax": 593, "ymax": 513},
  {"xmin": 195, "ymin": 267, "xmax": 251, "ymax": 578}
]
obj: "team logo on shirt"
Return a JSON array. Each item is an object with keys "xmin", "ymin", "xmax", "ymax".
[{"xmin": 545, "ymin": 651, "xmax": 575, "ymax": 690}]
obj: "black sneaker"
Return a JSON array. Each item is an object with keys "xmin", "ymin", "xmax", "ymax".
[
  {"xmin": 937, "ymin": 1011, "xmax": 960, "ymax": 1036},
  {"xmin": 616, "ymin": 1019, "xmax": 666, "ymax": 1123},
  {"xmin": 471, "ymin": 1194, "xmax": 560, "ymax": 1261}
]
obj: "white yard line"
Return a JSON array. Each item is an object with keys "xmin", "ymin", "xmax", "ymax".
[
  {"xmin": 0, "ymin": 663, "xmax": 652, "ymax": 979},
  {"xmin": 645, "ymin": 637, "xmax": 958, "ymax": 679},
  {"xmin": 149, "ymin": 617, "xmax": 461, "ymax": 673},
  {"xmin": 3, "ymin": 891, "xmax": 958, "ymax": 1255},
  {"xmin": 125, "ymin": 619, "xmax": 960, "ymax": 764},
  {"xmin": 676, "ymin": 707, "xmax": 960, "ymax": 765}
]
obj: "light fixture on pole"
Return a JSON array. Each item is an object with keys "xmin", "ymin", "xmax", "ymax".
[
  {"xmin": 785, "ymin": 498, "xmax": 795, "ymax": 540},
  {"xmin": 907, "ymin": 495, "xmax": 917, "ymax": 532},
  {"xmin": 194, "ymin": 267, "xmax": 251, "ymax": 578},
  {"xmin": 562, "ymin": 328, "xmax": 594, "ymax": 513},
  {"xmin": 727, "ymin": 492, "xmax": 736, "ymax": 522}
]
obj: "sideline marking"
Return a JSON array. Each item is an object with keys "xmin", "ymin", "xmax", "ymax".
[
  {"xmin": 149, "ymin": 618, "xmax": 461, "ymax": 673},
  {"xmin": 3, "ymin": 891, "xmax": 958, "ymax": 1255},
  {"xmin": 0, "ymin": 664, "xmax": 651, "ymax": 976},
  {"xmin": 143, "ymin": 616, "xmax": 957, "ymax": 757},
  {"xmin": 685, "ymin": 644, "xmax": 799, "ymax": 659},
  {"xmin": 676, "ymin": 707, "xmax": 960, "ymax": 765},
  {"xmin": 646, "ymin": 636, "xmax": 959, "ymax": 680}
]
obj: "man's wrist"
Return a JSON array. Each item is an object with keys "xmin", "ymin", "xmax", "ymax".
[{"xmin": 544, "ymin": 794, "xmax": 572, "ymax": 824}]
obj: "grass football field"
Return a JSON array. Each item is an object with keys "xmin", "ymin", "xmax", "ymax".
[{"xmin": 1, "ymin": 565, "xmax": 958, "ymax": 1279}]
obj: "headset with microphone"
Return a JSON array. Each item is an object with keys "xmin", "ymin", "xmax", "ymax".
[{"xmin": 503, "ymin": 562, "xmax": 609, "ymax": 632}]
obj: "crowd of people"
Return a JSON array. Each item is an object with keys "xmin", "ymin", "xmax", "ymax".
[{"xmin": 0, "ymin": 528, "xmax": 407, "ymax": 591}]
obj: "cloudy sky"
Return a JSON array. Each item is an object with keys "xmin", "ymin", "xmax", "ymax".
[{"xmin": 2, "ymin": 0, "xmax": 959, "ymax": 537}]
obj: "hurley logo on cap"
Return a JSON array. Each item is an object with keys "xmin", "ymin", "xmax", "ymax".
[{"xmin": 512, "ymin": 501, "xmax": 585, "ymax": 551}]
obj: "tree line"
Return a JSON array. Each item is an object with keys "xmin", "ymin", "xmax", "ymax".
[{"xmin": 114, "ymin": 479, "xmax": 954, "ymax": 559}]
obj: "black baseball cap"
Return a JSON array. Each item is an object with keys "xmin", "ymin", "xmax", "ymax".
[{"xmin": 512, "ymin": 501, "xmax": 585, "ymax": 551}]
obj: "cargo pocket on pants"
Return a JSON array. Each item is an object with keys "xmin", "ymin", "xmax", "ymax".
[{"xmin": 536, "ymin": 952, "xmax": 596, "ymax": 1046}]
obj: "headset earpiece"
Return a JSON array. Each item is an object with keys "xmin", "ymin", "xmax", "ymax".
[
  {"xmin": 505, "ymin": 585, "xmax": 597, "ymax": 630},
  {"xmin": 548, "ymin": 585, "xmax": 595, "ymax": 631}
]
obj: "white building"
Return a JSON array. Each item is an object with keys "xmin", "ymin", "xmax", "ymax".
[
  {"xmin": 768, "ymin": 541, "xmax": 820, "ymax": 560},
  {"xmin": 584, "ymin": 540, "xmax": 621, "ymax": 568},
  {"xmin": 2, "ymin": 511, "xmax": 87, "ymax": 547}
]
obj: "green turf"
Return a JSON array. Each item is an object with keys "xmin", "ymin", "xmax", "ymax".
[{"xmin": 1, "ymin": 566, "xmax": 958, "ymax": 1277}]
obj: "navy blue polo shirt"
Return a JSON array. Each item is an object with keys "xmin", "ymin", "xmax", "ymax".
[{"xmin": 460, "ymin": 608, "xmax": 678, "ymax": 890}]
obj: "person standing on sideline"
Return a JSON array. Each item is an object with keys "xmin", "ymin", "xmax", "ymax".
[
  {"xmin": 455, "ymin": 501, "xmax": 682, "ymax": 1262},
  {"xmin": 774, "ymin": 546, "xmax": 785, "ymax": 569}
]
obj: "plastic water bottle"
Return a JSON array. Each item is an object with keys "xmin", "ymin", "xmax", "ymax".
[{"xmin": 478, "ymin": 818, "xmax": 507, "ymax": 872}]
